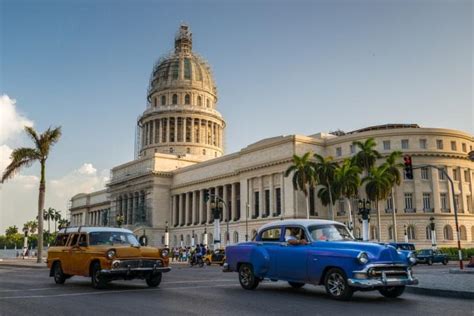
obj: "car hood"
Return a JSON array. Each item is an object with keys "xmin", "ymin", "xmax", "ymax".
[
  {"xmin": 111, "ymin": 246, "xmax": 160, "ymax": 258},
  {"xmin": 310, "ymin": 240, "xmax": 407, "ymax": 263}
]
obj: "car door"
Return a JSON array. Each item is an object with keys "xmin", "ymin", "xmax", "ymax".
[
  {"xmin": 61, "ymin": 233, "xmax": 79, "ymax": 275},
  {"xmin": 258, "ymin": 226, "xmax": 283, "ymax": 279},
  {"xmin": 275, "ymin": 226, "xmax": 309, "ymax": 282},
  {"xmin": 70, "ymin": 233, "xmax": 89, "ymax": 276}
]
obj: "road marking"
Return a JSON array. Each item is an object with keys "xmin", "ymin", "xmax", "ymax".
[
  {"xmin": 0, "ymin": 279, "xmax": 235, "ymax": 293},
  {"xmin": 0, "ymin": 284, "xmax": 237, "ymax": 300}
]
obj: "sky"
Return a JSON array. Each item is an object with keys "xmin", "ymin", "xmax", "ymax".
[{"xmin": 0, "ymin": 0, "xmax": 472, "ymax": 232}]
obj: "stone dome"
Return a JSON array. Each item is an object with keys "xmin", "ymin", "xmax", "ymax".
[{"xmin": 147, "ymin": 25, "xmax": 217, "ymax": 104}]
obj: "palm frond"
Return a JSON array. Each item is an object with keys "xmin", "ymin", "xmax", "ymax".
[{"xmin": 1, "ymin": 147, "xmax": 40, "ymax": 183}]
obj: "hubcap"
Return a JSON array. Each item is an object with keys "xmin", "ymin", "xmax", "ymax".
[
  {"xmin": 239, "ymin": 267, "xmax": 251, "ymax": 286},
  {"xmin": 55, "ymin": 266, "xmax": 61, "ymax": 279},
  {"xmin": 327, "ymin": 273, "xmax": 345, "ymax": 296}
]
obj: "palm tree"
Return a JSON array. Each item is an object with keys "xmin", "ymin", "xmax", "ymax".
[
  {"xmin": 5, "ymin": 225, "xmax": 18, "ymax": 237},
  {"xmin": 313, "ymin": 154, "xmax": 338, "ymax": 220},
  {"xmin": 316, "ymin": 184, "xmax": 338, "ymax": 212},
  {"xmin": 24, "ymin": 220, "xmax": 38, "ymax": 235},
  {"xmin": 352, "ymin": 138, "xmax": 381, "ymax": 174},
  {"xmin": 333, "ymin": 159, "xmax": 362, "ymax": 232},
  {"xmin": 363, "ymin": 165, "xmax": 393, "ymax": 241},
  {"xmin": 383, "ymin": 151, "xmax": 404, "ymax": 241},
  {"xmin": 58, "ymin": 218, "xmax": 69, "ymax": 230},
  {"xmin": 284, "ymin": 152, "xmax": 316, "ymax": 219},
  {"xmin": 1, "ymin": 126, "xmax": 62, "ymax": 263},
  {"xmin": 44, "ymin": 207, "xmax": 55, "ymax": 234},
  {"xmin": 53, "ymin": 210, "xmax": 62, "ymax": 233}
]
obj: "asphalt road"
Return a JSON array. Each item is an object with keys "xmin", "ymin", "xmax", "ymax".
[{"xmin": 0, "ymin": 264, "xmax": 472, "ymax": 316}]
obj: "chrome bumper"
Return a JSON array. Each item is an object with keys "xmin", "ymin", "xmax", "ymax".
[
  {"xmin": 100, "ymin": 266, "xmax": 171, "ymax": 276},
  {"xmin": 348, "ymin": 270, "xmax": 418, "ymax": 288}
]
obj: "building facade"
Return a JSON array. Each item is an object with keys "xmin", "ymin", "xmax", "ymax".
[{"xmin": 69, "ymin": 25, "xmax": 474, "ymax": 249}]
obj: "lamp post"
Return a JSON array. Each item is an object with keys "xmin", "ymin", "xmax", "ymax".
[
  {"xmin": 245, "ymin": 202, "xmax": 249, "ymax": 242},
  {"xmin": 164, "ymin": 221, "xmax": 169, "ymax": 248},
  {"xmin": 203, "ymin": 225, "xmax": 208, "ymax": 247},
  {"xmin": 358, "ymin": 199, "xmax": 371, "ymax": 241},
  {"xmin": 22, "ymin": 226, "xmax": 29, "ymax": 258},
  {"xmin": 191, "ymin": 230, "xmax": 195, "ymax": 247},
  {"xmin": 404, "ymin": 225, "xmax": 408, "ymax": 243},
  {"xmin": 430, "ymin": 217, "xmax": 437, "ymax": 250},
  {"xmin": 210, "ymin": 199, "xmax": 222, "ymax": 249}
]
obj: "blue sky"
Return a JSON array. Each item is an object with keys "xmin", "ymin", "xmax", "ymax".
[{"xmin": 0, "ymin": 0, "xmax": 472, "ymax": 230}]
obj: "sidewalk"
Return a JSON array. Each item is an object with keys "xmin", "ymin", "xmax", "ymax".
[{"xmin": 0, "ymin": 258, "xmax": 47, "ymax": 269}]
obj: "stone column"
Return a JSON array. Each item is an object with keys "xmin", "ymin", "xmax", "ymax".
[
  {"xmin": 459, "ymin": 167, "xmax": 467, "ymax": 212},
  {"xmin": 150, "ymin": 120, "xmax": 154, "ymax": 144},
  {"xmin": 183, "ymin": 117, "xmax": 187, "ymax": 143},
  {"xmin": 248, "ymin": 178, "xmax": 254, "ymax": 218},
  {"xmin": 199, "ymin": 189, "xmax": 204, "ymax": 224},
  {"xmin": 171, "ymin": 195, "xmax": 176, "ymax": 226},
  {"xmin": 269, "ymin": 174, "xmax": 274, "ymax": 216},
  {"xmin": 259, "ymin": 176, "xmax": 264, "ymax": 218},
  {"xmin": 165, "ymin": 118, "xmax": 170, "ymax": 143},
  {"xmin": 155, "ymin": 119, "xmax": 160, "ymax": 144},
  {"xmin": 447, "ymin": 167, "xmax": 456, "ymax": 212},
  {"xmin": 192, "ymin": 191, "xmax": 197, "ymax": 225},
  {"xmin": 184, "ymin": 192, "xmax": 190, "ymax": 225},
  {"xmin": 191, "ymin": 118, "xmax": 195, "ymax": 143},
  {"xmin": 127, "ymin": 195, "xmax": 133, "ymax": 225},
  {"xmin": 431, "ymin": 167, "xmax": 441, "ymax": 213},
  {"xmin": 174, "ymin": 117, "xmax": 178, "ymax": 143},
  {"xmin": 207, "ymin": 188, "xmax": 212, "ymax": 223},
  {"xmin": 231, "ymin": 183, "xmax": 236, "ymax": 221},
  {"xmin": 178, "ymin": 194, "xmax": 183, "ymax": 226},
  {"xmin": 223, "ymin": 184, "xmax": 229, "ymax": 222}
]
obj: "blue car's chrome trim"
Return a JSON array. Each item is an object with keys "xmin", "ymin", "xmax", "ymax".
[
  {"xmin": 348, "ymin": 276, "xmax": 418, "ymax": 288},
  {"xmin": 349, "ymin": 264, "xmax": 418, "ymax": 288}
]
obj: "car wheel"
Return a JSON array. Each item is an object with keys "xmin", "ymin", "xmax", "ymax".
[
  {"xmin": 146, "ymin": 272, "xmax": 162, "ymax": 287},
  {"xmin": 379, "ymin": 286, "xmax": 406, "ymax": 298},
  {"xmin": 205, "ymin": 259, "xmax": 211, "ymax": 266},
  {"xmin": 288, "ymin": 281, "xmax": 305, "ymax": 289},
  {"xmin": 91, "ymin": 262, "xmax": 108, "ymax": 289},
  {"xmin": 238, "ymin": 263, "xmax": 260, "ymax": 290},
  {"xmin": 427, "ymin": 258, "xmax": 433, "ymax": 265},
  {"xmin": 442, "ymin": 258, "xmax": 448, "ymax": 265},
  {"xmin": 324, "ymin": 268, "xmax": 353, "ymax": 300},
  {"xmin": 53, "ymin": 262, "xmax": 66, "ymax": 284}
]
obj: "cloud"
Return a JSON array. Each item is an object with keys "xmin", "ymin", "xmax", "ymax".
[{"xmin": 0, "ymin": 94, "xmax": 33, "ymax": 144}]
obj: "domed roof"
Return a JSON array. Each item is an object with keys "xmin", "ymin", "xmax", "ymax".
[{"xmin": 147, "ymin": 25, "xmax": 217, "ymax": 102}]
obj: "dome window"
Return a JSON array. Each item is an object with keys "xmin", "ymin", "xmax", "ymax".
[
  {"xmin": 172, "ymin": 94, "xmax": 178, "ymax": 105},
  {"xmin": 171, "ymin": 60, "xmax": 179, "ymax": 80},
  {"xmin": 185, "ymin": 94, "xmax": 190, "ymax": 105},
  {"xmin": 153, "ymin": 97, "xmax": 157, "ymax": 107},
  {"xmin": 206, "ymin": 99, "xmax": 210, "ymax": 108},
  {"xmin": 184, "ymin": 58, "xmax": 191, "ymax": 80},
  {"xmin": 197, "ymin": 96, "xmax": 202, "ymax": 106},
  {"xmin": 161, "ymin": 95, "xmax": 166, "ymax": 106}
]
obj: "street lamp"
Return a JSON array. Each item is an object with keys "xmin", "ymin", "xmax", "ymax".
[
  {"xmin": 430, "ymin": 217, "xmax": 437, "ymax": 250},
  {"xmin": 210, "ymin": 199, "xmax": 222, "ymax": 249},
  {"xmin": 404, "ymin": 225, "xmax": 408, "ymax": 243},
  {"xmin": 358, "ymin": 199, "xmax": 371, "ymax": 241},
  {"xmin": 164, "ymin": 221, "xmax": 169, "ymax": 248},
  {"xmin": 22, "ymin": 226, "xmax": 29, "ymax": 258},
  {"xmin": 203, "ymin": 225, "xmax": 208, "ymax": 247},
  {"xmin": 191, "ymin": 230, "xmax": 195, "ymax": 247}
]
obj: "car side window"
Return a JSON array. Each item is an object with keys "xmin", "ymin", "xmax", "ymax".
[
  {"xmin": 284, "ymin": 227, "xmax": 306, "ymax": 242},
  {"xmin": 68, "ymin": 234, "xmax": 79, "ymax": 246},
  {"xmin": 78, "ymin": 234, "xmax": 87, "ymax": 247},
  {"xmin": 53, "ymin": 234, "xmax": 70, "ymax": 246},
  {"xmin": 260, "ymin": 228, "xmax": 281, "ymax": 242}
]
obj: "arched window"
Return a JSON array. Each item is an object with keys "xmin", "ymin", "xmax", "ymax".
[
  {"xmin": 233, "ymin": 231, "xmax": 239, "ymax": 243},
  {"xmin": 153, "ymin": 97, "xmax": 157, "ymax": 107},
  {"xmin": 370, "ymin": 226, "xmax": 378, "ymax": 240},
  {"xmin": 426, "ymin": 225, "xmax": 432, "ymax": 240},
  {"xmin": 184, "ymin": 94, "xmax": 190, "ymax": 105},
  {"xmin": 460, "ymin": 225, "xmax": 467, "ymax": 240},
  {"xmin": 197, "ymin": 96, "xmax": 202, "ymax": 106},
  {"xmin": 172, "ymin": 94, "xmax": 178, "ymax": 105},
  {"xmin": 161, "ymin": 95, "xmax": 166, "ymax": 106},
  {"xmin": 443, "ymin": 225, "xmax": 453, "ymax": 240},
  {"xmin": 407, "ymin": 225, "xmax": 416, "ymax": 240},
  {"xmin": 388, "ymin": 226, "xmax": 393, "ymax": 240},
  {"xmin": 206, "ymin": 99, "xmax": 210, "ymax": 108}
]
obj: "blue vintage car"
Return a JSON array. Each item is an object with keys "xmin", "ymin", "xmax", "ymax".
[{"xmin": 224, "ymin": 219, "xmax": 418, "ymax": 300}]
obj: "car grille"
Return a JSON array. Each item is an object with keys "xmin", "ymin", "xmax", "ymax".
[
  {"xmin": 367, "ymin": 266, "xmax": 408, "ymax": 278},
  {"xmin": 114, "ymin": 259, "xmax": 163, "ymax": 269}
]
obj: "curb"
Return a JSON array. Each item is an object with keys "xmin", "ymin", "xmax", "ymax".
[{"xmin": 406, "ymin": 286, "xmax": 474, "ymax": 300}]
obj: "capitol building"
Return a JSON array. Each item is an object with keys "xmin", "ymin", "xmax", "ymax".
[{"xmin": 69, "ymin": 25, "xmax": 474, "ymax": 249}]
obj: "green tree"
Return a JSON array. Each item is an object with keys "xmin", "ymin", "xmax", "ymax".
[
  {"xmin": 1, "ymin": 126, "xmax": 62, "ymax": 263},
  {"xmin": 44, "ymin": 207, "xmax": 55, "ymax": 234},
  {"xmin": 333, "ymin": 159, "xmax": 362, "ymax": 231},
  {"xmin": 53, "ymin": 210, "xmax": 62, "ymax": 233},
  {"xmin": 382, "ymin": 151, "xmax": 404, "ymax": 241},
  {"xmin": 5, "ymin": 225, "xmax": 18, "ymax": 238},
  {"xmin": 352, "ymin": 138, "xmax": 381, "ymax": 174},
  {"xmin": 363, "ymin": 165, "xmax": 393, "ymax": 241},
  {"xmin": 313, "ymin": 154, "xmax": 338, "ymax": 220},
  {"xmin": 58, "ymin": 218, "xmax": 69, "ymax": 230},
  {"xmin": 284, "ymin": 152, "xmax": 316, "ymax": 219}
]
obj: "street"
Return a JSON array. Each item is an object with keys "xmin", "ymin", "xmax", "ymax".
[{"xmin": 0, "ymin": 264, "xmax": 472, "ymax": 316}]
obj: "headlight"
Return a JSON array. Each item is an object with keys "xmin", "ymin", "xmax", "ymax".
[
  {"xmin": 357, "ymin": 252, "xmax": 369, "ymax": 265},
  {"xmin": 106, "ymin": 249, "xmax": 116, "ymax": 259},
  {"xmin": 161, "ymin": 249, "xmax": 169, "ymax": 257},
  {"xmin": 408, "ymin": 252, "xmax": 417, "ymax": 265}
]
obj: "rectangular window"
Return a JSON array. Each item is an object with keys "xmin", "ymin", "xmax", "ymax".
[
  {"xmin": 438, "ymin": 168, "xmax": 446, "ymax": 180},
  {"xmin": 440, "ymin": 193, "xmax": 448, "ymax": 211},
  {"xmin": 462, "ymin": 143, "xmax": 467, "ymax": 152},
  {"xmin": 264, "ymin": 190, "xmax": 270, "ymax": 217},
  {"xmin": 451, "ymin": 141, "xmax": 457, "ymax": 151},
  {"xmin": 184, "ymin": 58, "xmax": 191, "ymax": 80},
  {"xmin": 350, "ymin": 144, "xmax": 355, "ymax": 154},
  {"xmin": 454, "ymin": 195, "xmax": 461, "ymax": 212},
  {"xmin": 336, "ymin": 147, "xmax": 342, "ymax": 157},
  {"xmin": 464, "ymin": 169, "xmax": 469, "ymax": 182},
  {"xmin": 261, "ymin": 228, "xmax": 281, "ymax": 241},
  {"xmin": 401, "ymin": 139, "xmax": 409, "ymax": 149},
  {"xmin": 423, "ymin": 193, "xmax": 432, "ymax": 211},
  {"xmin": 436, "ymin": 139, "xmax": 443, "ymax": 149},
  {"xmin": 419, "ymin": 139, "xmax": 427, "ymax": 149},
  {"xmin": 386, "ymin": 194, "xmax": 393, "ymax": 211},
  {"xmin": 254, "ymin": 192, "xmax": 259, "ymax": 218},
  {"xmin": 383, "ymin": 140, "xmax": 391, "ymax": 150},
  {"xmin": 421, "ymin": 167, "xmax": 429, "ymax": 180},
  {"xmin": 467, "ymin": 196, "xmax": 472, "ymax": 213},
  {"xmin": 404, "ymin": 193, "xmax": 413, "ymax": 211},
  {"xmin": 453, "ymin": 168, "xmax": 459, "ymax": 181},
  {"xmin": 275, "ymin": 188, "xmax": 282, "ymax": 215}
]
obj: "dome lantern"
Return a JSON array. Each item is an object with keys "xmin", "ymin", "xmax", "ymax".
[{"xmin": 175, "ymin": 24, "xmax": 192, "ymax": 54}]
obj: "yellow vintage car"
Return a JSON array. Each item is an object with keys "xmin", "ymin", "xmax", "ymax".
[
  {"xmin": 47, "ymin": 227, "xmax": 170, "ymax": 289},
  {"xmin": 203, "ymin": 249, "xmax": 226, "ymax": 266}
]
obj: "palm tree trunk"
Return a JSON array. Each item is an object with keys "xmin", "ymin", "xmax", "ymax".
[
  {"xmin": 305, "ymin": 184, "xmax": 310, "ymax": 219},
  {"xmin": 391, "ymin": 187, "xmax": 397, "ymax": 242},
  {"xmin": 347, "ymin": 197, "xmax": 353, "ymax": 233},
  {"xmin": 376, "ymin": 200, "xmax": 381, "ymax": 242},
  {"xmin": 37, "ymin": 160, "xmax": 46, "ymax": 263},
  {"xmin": 327, "ymin": 181, "xmax": 334, "ymax": 221}
]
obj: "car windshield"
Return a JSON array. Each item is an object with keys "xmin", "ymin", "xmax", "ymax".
[
  {"xmin": 308, "ymin": 224, "xmax": 354, "ymax": 242},
  {"xmin": 89, "ymin": 231, "xmax": 140, "ymax": 246},
  {"xmin": 418, "ymin": 249, "xmax": 431, "ymax": 255},
  {"xmin": 397, "ymin": 244, "xmax": 415, "ymax": 251}
]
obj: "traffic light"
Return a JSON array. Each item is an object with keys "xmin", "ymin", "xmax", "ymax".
[
  {"xmin": 203, "ymin": 190, "xmax": 210, "ymax": 202},
  {"xmin": 403, "ymin": 155, "xmax": 413, "ymax": 179}
]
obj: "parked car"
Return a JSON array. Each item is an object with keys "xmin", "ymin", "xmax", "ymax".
[
  {"xmin": 224, "ymin": 219, "xmax": 418, "ymax": 300},
  {"xmin": 386, "ymin": 242, "xmax": 416, "ymax": 251},
  {"xmin": 416, "ymin": 249, "xmax": 449, "ymax": 265},
  {"xmin": 47, "ymin": 226, "xmax": 171, "ymax": 289},
  {"xmin": 204, "ymin": 249, "xmax": 226, "ymax": 266}
]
